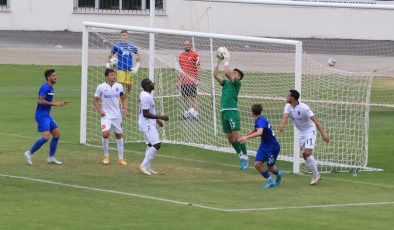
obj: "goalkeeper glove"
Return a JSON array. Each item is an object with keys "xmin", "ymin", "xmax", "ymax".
[
  {"xmin": 215, "ymin": 56, "xmax": 223, "ymax": 68},
  {"xmin": 131, "ymin": 62, "xmax": 140, "ymax": 74},
  {"xmin": 105, "ymin": 62, "xmax": 111, "ymax": 69},
  {"xmin": 223, "ymin": 51, "xmax": 230, "ymax": 66}
]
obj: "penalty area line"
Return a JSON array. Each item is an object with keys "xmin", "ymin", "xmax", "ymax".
[{"xmin": 1, "ymin": 173, "xmax": 394, "ymax": 213}]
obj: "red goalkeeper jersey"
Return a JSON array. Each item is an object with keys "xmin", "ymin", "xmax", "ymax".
[{"xmin": 178, "ymin": 50, "xmax": 200, "ymax": 85}]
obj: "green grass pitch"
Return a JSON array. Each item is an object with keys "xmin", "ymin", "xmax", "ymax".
[{"xmin": 0, "ymin": 64, "xmax": 393, "ymax": 229}]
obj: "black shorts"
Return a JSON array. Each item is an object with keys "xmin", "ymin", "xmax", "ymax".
[{"xmin": 180, "ymin": 84, "xmax": 198, "ymax": 97}]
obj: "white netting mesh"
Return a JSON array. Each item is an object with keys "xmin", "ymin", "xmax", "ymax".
[{"xmin": 83, "ymin": 24, "xmax": 385, "ymax": 173}]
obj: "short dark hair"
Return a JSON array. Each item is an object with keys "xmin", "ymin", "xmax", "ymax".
[
  {"xmin": 120, "ymin": 30, "xmax": 128, "ymax": 34},
  {"xmin": 251, "ymin": 104, "xmax": 263, "ymax": 116},
  {"xmin": 233, "ymin": 68, "xmax": 244, "ymax": 80},
  {"xmin": 105, "ymin": 68, "xmax": 115, "ymax": 77},
  {"xmin": 289, "ymin": 89, "xmax": 300, "ymax": 101},
  {"xmin": 44, "ymin": 69, "xmax": 55, "ymax": 80},
  {"xmin": 141, "ymin": 78, "xmax": 151, "ymax": 89}
]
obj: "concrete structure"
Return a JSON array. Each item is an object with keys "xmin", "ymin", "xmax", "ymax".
[{"xmin": 0, "ymin": 0, "xmax": 394, "ymax": 39}]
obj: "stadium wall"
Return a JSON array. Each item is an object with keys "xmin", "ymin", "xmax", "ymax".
[{"xmin": 0, "ymin": 0, "xmax": 393, "ymax": 39}]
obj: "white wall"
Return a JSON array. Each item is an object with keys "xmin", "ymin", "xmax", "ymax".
[{"xmin": 0, "ymin": 0, "xmax": 393, "ymax": 40}]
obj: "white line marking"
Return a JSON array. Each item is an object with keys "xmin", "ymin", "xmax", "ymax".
[
  {"xmin": 1, "ymin": 173, "xmax": 393, "ymax": 212},
  {"xmin": 1, "ymin": 132, "xmax": 392, "ymax": 189}
]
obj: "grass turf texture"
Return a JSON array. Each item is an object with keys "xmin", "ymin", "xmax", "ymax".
[{"xmin": 0, "ymin": 64, "xmax": 393, "ymax": 229}]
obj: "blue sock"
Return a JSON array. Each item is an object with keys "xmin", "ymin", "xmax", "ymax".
[
  {"xmin": 49, "ymin": 137, "xmax": 59, "ymax": 157},
  {"xmin": 30, "ymin": 137, "xmax": 48, "ymax": 154},
  {"xmin": 261, "ymin": 170, "xmax": 270, "ymax": 179},
  {"xmin": 272, "ymin": 169, "xmax": 279, "ymax": 175}
]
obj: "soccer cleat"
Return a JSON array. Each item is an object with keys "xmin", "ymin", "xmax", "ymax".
[
  {"xmin": 118, "ymin": 159, "xmax": 127, "ymax": 166},
  {"xmin": 275, "ymin": 170, "xmax": 283, "ymax": 186},
  {"xmin": 263, "ymin": 178, "xmax": 276, "ymax": 189},
  {"xmin": 242, "ymin": 157, "xmax": 249, "ymax": 170},
  {"xmin": 47, "ymin": 156, "xmax": 62, "ymax": 165},
  {"xmin": 103, "ymin": 156, "xmax": 109, "ymax": 165},
  {"xmin": 139, "ymin": 166, "xmax": 152, "ymax": 175},
  {"xmin": 310, "ymin": 174, "xmax": 321, "ymax": 185},
  {"xmin": 239, "ymin": 158, "xmax": 244, "ymax": 170},
  {"xmin": 24, "ymin": 151, "xmax": 33, "ymax": 166},
  {"xmin": 148, "ymin": 168, "xmax": 158, "ymax": 174}
]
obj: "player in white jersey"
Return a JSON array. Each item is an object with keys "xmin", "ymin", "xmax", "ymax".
[
  {"xmin": 94, "ymin": 69, "xmax": 129, "ymax": 166},
  {"xmin": 280, "ymin": 90, "xmax": 329, "ymax": 185},
  {"xmin": 138, "ymin": 78, "xmax": 169, "ymax": 175}
]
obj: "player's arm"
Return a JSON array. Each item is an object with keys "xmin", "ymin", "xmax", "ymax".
[
  {"xmin": 222, "ymin": 51, "xmax": 235, "ymax": 82},
  {"xmin": 120, "ymin": 94, "xmax": 129, "ymax": 117},
  {"xmin": 213, "ymin": 66, "xmax": 224, "ymax": 85},
  {"xmin": 93, "ymin": 96, "xmax": 105, "ymax": 117},
  {"xmin": 280, "ymin": 112, "xmax": 290, "ymax": 133},
  {"xmin": 310, "ymin": 115, "xmax": 330, "ymax": 142},
  {"xmin": 142, "ymin": 109, "xmax": 169, "ymax": 121},
  {"xmin": 239, "ymin": 128, "xmax": 263, "ymax": 143},
  {"xmin": 38, "ymin": 96, "xmax": 68, "ymax": 107}
]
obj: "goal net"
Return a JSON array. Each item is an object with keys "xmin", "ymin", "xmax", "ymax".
[{"xmin": 80, "ymin": 22, "xmax": 383, "ymax": 173}]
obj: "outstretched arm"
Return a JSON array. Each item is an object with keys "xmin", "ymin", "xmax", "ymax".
[
  {"xmin": 239, "ymin": 128, "xmax": 263, "ymax": 144},
  {"xmin": 213, "ymin": 57, "xmax": 224, "ymax": 85},
  {"xmin": 280, "ymin": 113, "xmax": 290, "ymax": 133},
  {"xmin": 142, "ymin": 110, "xmax": 169, "ymax": 121},
  {"xmin": 38, "ymin": 96, "xmax": 69, "ymax": 107},
  {"xmin": 310, "ymin": 115, "xmax": 330, "ymax": 142}
]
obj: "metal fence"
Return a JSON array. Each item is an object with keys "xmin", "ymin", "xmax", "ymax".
[{"xmin": 73, "ymin": 0, "xmax": 165, "ymax": 14}]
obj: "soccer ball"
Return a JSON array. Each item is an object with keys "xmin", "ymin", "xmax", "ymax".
[
  {"xmin": 109, "ymin": 56, "xmax": 118, "ymax": 66},
  {"xmin": 216, "ymin": 47, "xmax": 229, "ymax": 60},
  {"xmin": 328, "ymin": 57, "xmax": 336, "ymax": 66}
]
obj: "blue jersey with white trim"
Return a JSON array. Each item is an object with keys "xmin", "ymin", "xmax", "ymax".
[
  {"xmin": 255, "ymin": 115, "xmax": 280, "ymax": 151},
  {"xmin": 36, "ymin": 83, "xmax": 54, "ymax": 117},
  {"xmin": 111, "ymin": 42, "xmax": 138, "ymax": 71}
]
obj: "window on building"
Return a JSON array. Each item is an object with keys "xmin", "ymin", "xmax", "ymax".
[
  {"xmin": 0, "ymin": 0, "xmax": 7, "ymax": 5},
  {"xmin": 74, "ymin": 0, "xmax": 165, "ymax": 14}
]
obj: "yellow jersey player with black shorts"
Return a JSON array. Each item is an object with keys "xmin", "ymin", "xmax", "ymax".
[{"xmin": 213, "ymin": 48, "xmax": 249, "ymax": 170}]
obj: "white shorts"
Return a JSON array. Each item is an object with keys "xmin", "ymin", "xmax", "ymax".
[
  {"xmin": 101, "ymin": 117, "xmax": 122, "ymax": 133},
  {"xmin": 141, "ymin": 125, "xmax": 160, "ymax": 145},
  {"xmin": 299, "ymin": 130, "xmax": 317, "ymax": 151}
]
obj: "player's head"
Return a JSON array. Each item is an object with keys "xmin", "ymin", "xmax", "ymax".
[
  {"xmin": 183, "ymin": 40, "xmax": 191, "ymax": 52},
  {"xmin": 141, "ymin": 78, "xmax": 155, "ymax": 91},
  {"xmin": 251, "ymin": 104, "xmax": 263, "ymax": 116},
  {"xmin": 120, "ymin": 30, "xmax": 128, "ymax": 43},
  {"xmin": 233, "ymin": 68, "xmax": 244, "ymax": 80},
  {"xmin": 287, "ymin": 89, "xmax": 300, "ymax": 103},
  {"xmin": 105, "ymin": 68, "xmax": 116, "ymax": 83},
  {"xmin": 44, "ymin": 69, "xmax": 57, "ymax": 84}
]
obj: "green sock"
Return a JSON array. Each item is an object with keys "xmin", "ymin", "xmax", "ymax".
[
  {"xmin": 231, "ymin": 142, "xmax": 242, "ymax": 154},
  {"xmin": 240, "ymin": 143, "xmax": 247, "ymax": 156}
]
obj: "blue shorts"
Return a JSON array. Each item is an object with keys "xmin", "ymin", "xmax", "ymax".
[
  {"xmin": 255, "ymin": 145, "xmax": 280, "ymax": 167},
  {"xmin": 36, "ymin": 116, "xmax": 58, "ymax": 132}
]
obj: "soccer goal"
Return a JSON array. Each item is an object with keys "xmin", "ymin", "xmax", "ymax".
[{"xmin": 80, "ymin": 21, "xmax": 382, "ymax": 174}]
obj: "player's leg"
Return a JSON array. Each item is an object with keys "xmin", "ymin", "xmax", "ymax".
[
  {"xmin": 229, "ymin": 111, "xmax": 248, "ymax": 170},
  {"xmin": 190, "ymin": 84, "xmax": 199, "ymax": 120},
  {"xmin": 302, "ymin": 132, "xmax": 320, "ymax": 185},
  {"xmin": 24, "ymin": 117, "xmax": 51, "ymax": 165},
  {"xmin": 117, "ymin": 70, "xmax": 128, "ymax": 95},
  {"xmin": 140, "ymin": 126, "xmax": 160, "ymax": 175},
  {"xmin": 222, "ymin": 111, "xmax": 243, "ymax": 169},
  {"xmin": 267, "ymin": 146, "xmax": 282, "ymax": 186},
  {"xmin": 126, "ymin": 71, "xmax": 132, "ymax": 94},
  {"xmin": 101, "ymin": 118, "xmax": 111, "ymax": 165},
  {"xmin": 255, "ymin": 146, "xmax": 276, "ymax": 189},
  {"xmin": 46, "ymin": 120, "xmax": 62, "ymax": 165},
  {"xmin": 180, "ymin": 85, "xmax": 189, "ymax": 119},
  {"xmin": 113, "ymin": 118, "xmax": 126, "ymax": 165}
]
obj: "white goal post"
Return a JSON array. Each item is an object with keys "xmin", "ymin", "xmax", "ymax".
[{"xmin": 80, "ymin": 21, "xmax": 382, "ymax": 174}]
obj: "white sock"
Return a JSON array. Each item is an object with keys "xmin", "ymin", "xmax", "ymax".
[
  {"xmin": 102, "ymin": 138, "xmax": 109, "ymax": 156},
  {"xmin": 116, "ymin": 138, "xmax": 124, "ymax": 160},
  {"xmin": 141, "ymin": 146, "xmax": 157, "ymax": 168},
  {"xmin": 306, "ymin": 155, "xmax": 319, "ymax": 177}
]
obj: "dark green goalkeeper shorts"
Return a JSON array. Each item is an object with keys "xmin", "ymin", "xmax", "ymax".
[{"xmin": 221, "ymin": 110, "xmax": 241, "ymax": 134}]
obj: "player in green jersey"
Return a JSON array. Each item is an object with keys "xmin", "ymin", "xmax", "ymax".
[{"xmin": 213, "ymin": 49, "xmax": 248, "ymax": 170}]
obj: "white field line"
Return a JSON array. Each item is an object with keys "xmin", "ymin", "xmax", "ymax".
[
  {"xmin": 1, "ymin": 173, "xmax": 394, "ymax": 213},
  {"xmin": 1, "ymin": 132, "xmax": 393, "ymax": 189}
]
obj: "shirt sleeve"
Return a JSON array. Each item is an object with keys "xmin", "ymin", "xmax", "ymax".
[
  {"xmin": 111, "ymin": 44, "xmax": 118, "ymax": 54},
  {"xmin": 119, "ymin": 84, "xmax": 124, "ymax": 97},
  {"xmin": 133, "ymin": 45, "xmax": 138, "ymax": 54},
  {"xmin": 140, "ymin": 94, "xmax": 151, "ymax": 110},
  {"xmin": 284, "ymin": 103, "xmax": 291, "ymax": 114},
  {"xmin": 38, "ymin": 85, "xmax": 48, "ymax": 97},
  {"xmin": 303, "ymin": 104, "xmax": 315, "ymax": 117},
  {"xmin": 94, "ymin": 85, "xmax": 101, "ymax": 98},
  {"xmin": 256, "ymin": 117, "xmax": 268, "ymax": 129}
]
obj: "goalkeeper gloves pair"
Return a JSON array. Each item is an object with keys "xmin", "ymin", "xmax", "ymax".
[
  {"xmin": 105, "ymin": 61, "xmax": 140, "ymax": 75},
  {"xmin": 216, "ymin": 52, "xmax": 231, "ymax": 67}
]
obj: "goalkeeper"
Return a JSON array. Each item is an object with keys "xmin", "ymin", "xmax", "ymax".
[
  {"xmin": 213, "ymin": 49, "xmax": 249, "ymax": 170},
  {"xmin": 107, "ymin": 30, "xmax": 140, "ymax": 95}
]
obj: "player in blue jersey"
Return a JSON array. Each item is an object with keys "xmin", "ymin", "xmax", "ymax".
[
  {"xmin": 24, "ymin": 69, "xmax": 69, "ymax": 165},
  {"xmin": 239, "ymin": 104, "xmax": 283, "ymax": 189},
  {"xmin": 108, "ymin": 30, "xmax": 141, "ymax": 94}
]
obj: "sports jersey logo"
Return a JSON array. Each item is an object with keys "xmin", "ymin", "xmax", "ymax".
[
  {"xmin": 116, "ymin": 87, "xmax": 119, "ymax": 92},
  {"xmin": 298, "ymin": 111, "xmax": 301, "ymax": 116}
]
